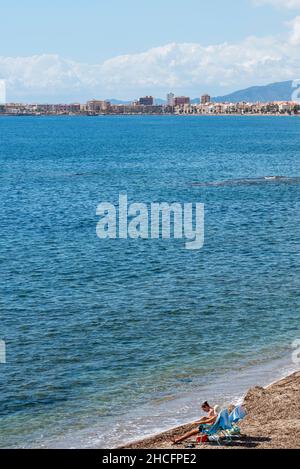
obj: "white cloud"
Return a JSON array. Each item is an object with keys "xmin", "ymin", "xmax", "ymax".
[
  {"xmin": 1, "ymin": 22, "xmax": 300, "ymax": 101},
  {"xmin": 289, "ymin": 16, "xmax": 300, "ymax": 44},
  {"xmin": 100, "ymin": 37, "xmax": 295, "ymax": 90},
  {"xmin": 253, "ymin": 0, "xmax": 300, "ymax": 8}
]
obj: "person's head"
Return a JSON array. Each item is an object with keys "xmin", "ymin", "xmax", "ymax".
[{"xmin": 201, "ymin": 401, "xmax": 211, "ymax": 412}]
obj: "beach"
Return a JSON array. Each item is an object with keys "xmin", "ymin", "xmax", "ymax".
[{"xmin": 121, "ymin": 371, "xmax": 300, "ymax": 449}]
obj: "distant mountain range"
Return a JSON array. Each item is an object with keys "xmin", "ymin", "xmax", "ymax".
[
  {"xmin": 108, "ymin": 98, "xmax": 167, "ymax": 105},
  {"xmin": 108, "ymin": 98, "xmax": 132, "ymax": 105},
  {"xmin": 109, "ymin": 81, "xmax": 296, "ymax": 105},
  {"xmin": 212, "ymin": 81, "xmax": 294, "ymax": 103}
]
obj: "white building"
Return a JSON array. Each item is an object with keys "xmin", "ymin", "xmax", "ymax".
[{"xmin": 167, "ymin": 92, "xmax": 175, "ymax": 106}]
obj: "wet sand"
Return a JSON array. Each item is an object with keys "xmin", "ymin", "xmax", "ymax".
[{"xmin": 121, "ymin": 371, "xmax": 300, "ymax": 449}]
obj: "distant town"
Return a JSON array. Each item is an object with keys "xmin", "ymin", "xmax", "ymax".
[{"xmin": 1, "ymin": 93, "xmax": 300, "ymax": 116}]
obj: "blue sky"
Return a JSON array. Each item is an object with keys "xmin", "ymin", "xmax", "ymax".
[
  {"xmin": 0, "ymin": 0, "xmax": 287, "ymax": 62},
  {"xmin": 1, "ymin": 0, "xmax": 300, "ymax": 101}
]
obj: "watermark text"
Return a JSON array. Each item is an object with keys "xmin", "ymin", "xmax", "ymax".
[
  {"xmin": 0, "ymin": 340, "xmax": 6, "ymax": 364},
  {"xmin": 96, "ymin": 194, "xmax": 204, "ymax": 250}
]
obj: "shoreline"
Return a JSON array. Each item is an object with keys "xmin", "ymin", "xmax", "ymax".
[
  {"xmin": 120, "ymin": 369, "xmax": 300, "ymax": 449},
  {"xmin": 23, "ymin": 353, "xmax": 298, "ymax": 449},
  {"xmin": 0, "ymin": 113, "xmax": 299, "ymax": 117}
]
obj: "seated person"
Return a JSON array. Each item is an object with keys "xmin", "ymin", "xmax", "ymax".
[{"xmin": 172, "ymin": 401, "xmax": 218, "ymax": 445}]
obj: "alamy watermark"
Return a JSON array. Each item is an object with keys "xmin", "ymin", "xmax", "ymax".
[
  {"xmin": 0, "ymin": 79, "xmax": 6, "ymax": 104},
  {"xmin": 96, "ymin": 194, "xmax": 204, "ymax": 250},
  {"xmin": 0, "ymin": 340, "xmax": 6, "ymax": 364},
  {"xmin": 292, "ymin": 79, "xmax": 300, "ymax": 103},
  {"xmin": 292, "ymin": 339, "xmax": 300, "ymax": 365}
]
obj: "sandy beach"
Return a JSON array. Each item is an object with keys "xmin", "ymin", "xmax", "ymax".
[{"xmin": 121, "ymin": 371, "xmax": 300, "ymax": 449}]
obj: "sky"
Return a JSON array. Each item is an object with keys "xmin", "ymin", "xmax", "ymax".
[{"xmin": 1, "ymin": 0, "xmax": 300, "ymax": 102}]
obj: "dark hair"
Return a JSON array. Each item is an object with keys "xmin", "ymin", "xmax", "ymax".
[{"xmin": 201, "ymin": 401, "xmax": 210, "ymax": 408}]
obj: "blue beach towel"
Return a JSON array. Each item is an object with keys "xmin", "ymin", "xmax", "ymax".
[
  {"xmin": 203, "ymin": 408, "xmax": 232, "ymax": 436},
  {"xmin": 229, "ymin": 405, "xmax": 246, "ymax": 424}
]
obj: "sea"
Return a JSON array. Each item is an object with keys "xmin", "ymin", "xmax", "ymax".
[{"xmin": 0, "ymin": 115, "xmax": 300, "ymax": 448}]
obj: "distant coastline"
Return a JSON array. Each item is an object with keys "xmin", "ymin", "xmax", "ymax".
[
  {"xmin": 1, "ymin": 112, "xmax": 300, "ymax": 117},
  {"xmin": 1, "ymin": 96, "xmax": 299, "ymax": 117}
]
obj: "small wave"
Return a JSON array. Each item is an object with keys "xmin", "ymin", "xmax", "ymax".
[
  {"xmin": 192, "ymin": 176, "xmax": 300, "ymax": 188},
  {"xmin": 65, "ymin": 172, "xmax": 99, "ymax": 177}
]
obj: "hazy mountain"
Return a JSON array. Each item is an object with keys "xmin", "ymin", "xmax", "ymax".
[
  {"xmin": 212, "ymin": 81, "xmax": 294, "ymax": 103},
  {"xmin": 108, "ymin": 98, "xmax": 132, "ymax": 105},
  {"xmin": 154, "ymin": 98, "xmax": 166, "ymax": 105},
  {"xmin": 108, "ymin": 98, "xmax": 166, "ymax": 105}
]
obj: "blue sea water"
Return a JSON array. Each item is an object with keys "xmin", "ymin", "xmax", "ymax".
[{"xmin": 0, "ymin": 115, "xmax": 300, "ymax": 448}]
